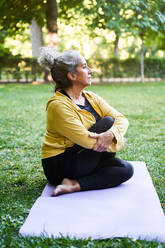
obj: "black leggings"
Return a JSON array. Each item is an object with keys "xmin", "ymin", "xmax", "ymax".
[{"xmin": 42, "ymin": 117, "xmax": 134, "ymax": 191}]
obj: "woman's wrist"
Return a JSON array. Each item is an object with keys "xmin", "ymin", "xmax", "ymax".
[{"xmin": 105, "ymin": 130, "xmax": 115, "ymax": 139}]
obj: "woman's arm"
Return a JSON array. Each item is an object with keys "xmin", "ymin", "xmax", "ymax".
[
  {"xmin": 47, "ymin": 101, "xmax": 97, "ymax": 149},
  {"xmin": 47, "ymin": 95, "xmax": 128, "ymax": 153},
  {"xmin": 88, "ymin": 92, "xmax": 129, "ymax": 152}
]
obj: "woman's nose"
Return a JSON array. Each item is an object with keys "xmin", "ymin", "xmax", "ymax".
[{"xmin": 88, "ymin": 66, "xmax": 92, "ymax": 74}]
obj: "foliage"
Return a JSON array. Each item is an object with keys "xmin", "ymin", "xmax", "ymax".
[
  {"xmin": 0, "ymin": 0, "xmax": 46, "ymax": 36},
  {"xmin": 0, "ymin": 0, "xmax": 165, "ymax": 61},
  {"xmin": 123, "ymin": 0, "xmax": 165, "ymax": 81},
  {"xmin": 0, "ymin": 45, "xmax": 12, "ymax": 57},
  {"xmin": 0, "ymin": 0, "xmax": 84, "ymax": 37},
  {"xmin": 58, "ymin": 0, "xmax": 84, "ymax": 19},
  {"xmin": 0, "ymin": 56, "xmax": 42, "ymax": 81},
  {"xmin": 60, "ymin": 0, "xmax": 130, "ymax": 36},
  {"xmin": 81, "ymin": 0, "xmax": 129, "ymax": 33},
  {"xmin": 144, "ymin": 58, "xmax": 165, "ymax": 78},
  {"xmin": 59, "ymin": 0, "xmax": 165, "ymax": 60},
  {"xmin": 125, "ymin": 0, "xmax": 165, "ymax": 40},
  {"xmin": 0, "ymin": 30, "xmax": 13, "ymax": 56},
  {"xmin": 89, "ymin": 57, "xmax": 165, "ymax": 79},
  {"xmin": 0, "ymin": 82, "xmax": 164, "ymax": 247},
  {"xmin": 0, "ymin": 56, "xmax": 165, "ymax": 81},
  {"xmin": 145, "ymin": 32, "xmax": 165, "ymax": 52},
  {"xmin": 78, "ymin": 0, "xmax": 165, "ymax": 41}
]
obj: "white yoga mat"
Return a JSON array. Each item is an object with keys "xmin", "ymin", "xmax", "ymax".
[{"xmin": 19, "ymin": 162, "xmax": 165, "ymax": 242}]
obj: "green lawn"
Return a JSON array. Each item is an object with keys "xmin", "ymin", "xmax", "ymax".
[{"xmin": 0, "ymin": 82, "xmax": 165, "ymax": 248}]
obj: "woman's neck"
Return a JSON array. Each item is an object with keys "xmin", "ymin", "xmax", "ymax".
[
  {"xmin": 65, "ymin": 86, "xmax": 83, "ymax": 100},
  {"xmin": 65, "ymin": 86, "xmax": 85, "ymax": 105}
]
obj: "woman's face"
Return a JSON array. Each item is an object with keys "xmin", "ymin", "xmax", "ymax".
[{"xmin": 73, "ymin": 55, "xmax": 92, "ymax": 87}]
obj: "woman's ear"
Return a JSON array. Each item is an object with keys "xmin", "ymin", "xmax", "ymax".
[{"xmin": 67, "ymin": 72, "xmax": 77, "ymax": 81}]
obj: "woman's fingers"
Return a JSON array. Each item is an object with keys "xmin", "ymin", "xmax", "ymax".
[
  {"xmin": 93, "ymin": 146, "xmax": 106, "ymax": 152},
  {"xmin": 89, "ymin": 132, "xmax": 99, "ymax": 138},
  {"xmin": 89, "ymin": 132, "xmax": 114, "ymax": 152},
  {"xmin": 92, "ymin": 132, "xmax": 111, "ymax": 152},
  {"xmin": 89, "ymin": 133, "xmax": 105, "ymax": 151},
  {"xmin": 93, "ymin": 139, "xmax": 107, "ymax": 152}
]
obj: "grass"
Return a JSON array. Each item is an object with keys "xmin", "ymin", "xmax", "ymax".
[{"xmin": 0, "ymin": 82, "xmax": 165, "ymax": 248}]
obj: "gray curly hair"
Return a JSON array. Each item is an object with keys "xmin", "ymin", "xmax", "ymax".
[{"xmin": 38, "ymin": 47, "xmax": 82, "ymax": 91}]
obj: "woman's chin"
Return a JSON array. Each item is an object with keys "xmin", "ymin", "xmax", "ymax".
[
  {"xmin": 82, "ymin": 79, "xmax": 92, "ymax": 87},
  {"xmin": 88, "ymin": 79, "xmax": 92, "ymax": 85}
]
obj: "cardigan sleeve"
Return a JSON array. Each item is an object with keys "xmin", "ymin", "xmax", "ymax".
[
  {"xmin": 47, "ymin": 101, "xmax": 97, "ymax": 149},
  {"xmin": 93, "ymin": 93, "xmax": 129, "ymax": 151}
]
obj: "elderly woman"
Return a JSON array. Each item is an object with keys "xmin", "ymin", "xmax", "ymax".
[{"xmin": 38, "ymin": 48, "xmax": 133, "ymax": 196}]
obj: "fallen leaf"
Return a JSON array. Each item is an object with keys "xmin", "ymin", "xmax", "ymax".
[{"xmin": 33, "ymin": 164, "xmax": 39, "ymax": 168}]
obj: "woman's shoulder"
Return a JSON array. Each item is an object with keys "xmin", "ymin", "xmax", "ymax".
[
  {"xmin": 84, "ymin": 90, "xmax": 102, "ymax": 101},
  {"xmin": 47, "ymin": 91, "xmax": 70, "ymax": 104},
  {"xmin": 46, "ymin": 91, "xmax": 74, "ymax": 110},
  {"xmin": 84, "ymin": 90, "xmax": 98, "ymax": 98}
]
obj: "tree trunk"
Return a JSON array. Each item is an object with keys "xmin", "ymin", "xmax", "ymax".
[
  {"xmin": 140, "ymin": 39, "xmax": 144, "ymax": 82},
  {"xmin": 30, "ymin": 19, "xmax": 43, "ymax": 57},
  {"xmin": 114, "ymin": 32, "xmax": 120, "ymax": 57},
  {"xmin": 46, "ymin": 0, "xmax": 58, "ymax": 48}
]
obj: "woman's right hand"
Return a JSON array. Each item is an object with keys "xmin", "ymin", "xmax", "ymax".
[{"xmin": 89, "ymin": 131, "xmax": 115, "ymax": 152}]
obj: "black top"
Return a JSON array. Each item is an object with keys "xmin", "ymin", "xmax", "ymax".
[{"xmin": 61, "ymin": 90, "xmax": 101, "ymax": 122}]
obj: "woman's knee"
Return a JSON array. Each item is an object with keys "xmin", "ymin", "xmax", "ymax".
[
  {"xmin": 101, "ymin": 116, "xmax": 114, "ymax": 128},
  {"xmin": 124, "ymin": 161, "xmax": 134, "ymax": 180},
  {"xmin": 90, "ymin": 116, "xmax": 114, "ymax": 133},
  {"xmin": 115, "ymin": 158, "xmax": 134, "ymax": 180}
]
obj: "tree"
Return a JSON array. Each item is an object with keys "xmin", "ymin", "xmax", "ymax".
[
  {"xmin": 79, "ymin": 0, "xmax": 165, "ymax": 80},
  {"xmin": 46, "ymin": 0, "xmax": 58, "ymax": 48},
  {"xmin": 0, "ymin": 0, "xmax": 85, "ymax": 56},
  {"xmin": 30, "ymin": 20, "xmax": 44, "ymax": 57},
  {"xmin": 78, "ymin": 0, "xmax": 131, "ymax": 58},
  {"xmin": 0, "ymin": 0, "xmax": 59, "ymax": 56},
  {"xmin": 0, "ymin": 0, "xmax": 46, "ymax": 57},
  {"xmin": 0, "ymin": 0, "xmax": 45, "ymax": 36},
  {"xmin": 126, "ymin": 0, "xmax": 165, "ymax": 81}
]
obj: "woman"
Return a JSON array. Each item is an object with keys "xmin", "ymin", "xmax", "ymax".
[{"xmin": 38, "ymin": 47, "xmax": 134, "ymax": 197}]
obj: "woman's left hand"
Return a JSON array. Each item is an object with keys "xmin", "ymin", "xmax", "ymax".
[{"xmin": 89, "ymin": 131, "xmax": 115, "ymax": 152}]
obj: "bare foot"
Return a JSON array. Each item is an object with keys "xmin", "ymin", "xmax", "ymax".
[{"xmin": 51, "ymin": 178, "xmax": 80, "ymax": 197}]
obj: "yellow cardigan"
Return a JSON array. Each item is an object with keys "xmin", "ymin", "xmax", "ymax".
[{"xmin": 42, "ymin": 90, "xmax": 129, "ymax": 159}]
